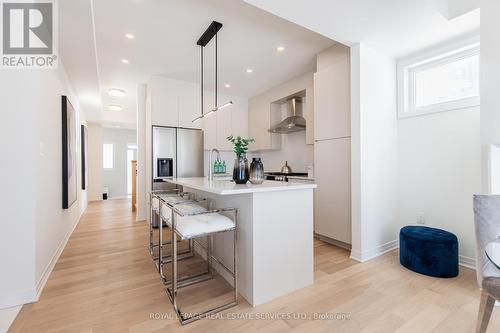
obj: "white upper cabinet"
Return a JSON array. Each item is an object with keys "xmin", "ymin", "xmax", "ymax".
[
  {"xmin": 178, "ymin": 85, "xmax": 201, "ymax": 129},
  {"xmin": 314, "ymin": 47, "xmax": 350, "ymax": 141},
  {"xmin": 202, "ymin": 94, "xmax": 249, "ymax": 151},
  {"xmin": 150, "ymin": 76, "xmax": 201, "ymax": 129},
  {"xmin": 216, "ymin": 106, "xmax": 232, "ymax": 151},
  {"xmin": 248, "ymin": 72, "xmax": 314, "ymax": 151},
  {"xmin": 248, "ymin": 100, "xmax": 281, "ymax": 151},
  {"xmin": 304, "ymin": 85, "xmax": 314, "ymax": 145},
  {"xmin": 230, "ymin": 98, "xmax": 249, "ymax": 141}
]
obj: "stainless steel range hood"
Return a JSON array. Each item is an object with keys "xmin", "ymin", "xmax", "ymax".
[{"xmin": 268, "ymin": 97, "xmax": 306, "ymax": 134}]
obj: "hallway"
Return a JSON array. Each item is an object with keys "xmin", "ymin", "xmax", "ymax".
[{"xmin": 8, "ymin": 199, "xmax": 500, "ymax": 332}]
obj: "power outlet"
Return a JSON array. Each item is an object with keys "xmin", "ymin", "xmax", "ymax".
[{"xmin": 416, "ymin": 212, "xmax": 426, "ymax": 225}]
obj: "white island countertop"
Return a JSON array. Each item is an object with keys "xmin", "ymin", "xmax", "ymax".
[{"xmin": 167, "ymin": 177, "xmax": 316, "ymax": 195}]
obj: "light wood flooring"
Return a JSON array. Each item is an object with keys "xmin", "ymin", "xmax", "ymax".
[{"xmin": 9, "ymin": 199, "xmax": 500, "ymax": 332}]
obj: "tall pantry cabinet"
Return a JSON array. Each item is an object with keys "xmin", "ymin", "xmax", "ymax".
[{"xmin": 313, "ymin": 45, "xmax": 352, "ymax": 246}]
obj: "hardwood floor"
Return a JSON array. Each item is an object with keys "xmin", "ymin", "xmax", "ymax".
[{"xmin": 9, "ymin": 199, "xmax": 500, "ymax": 332}]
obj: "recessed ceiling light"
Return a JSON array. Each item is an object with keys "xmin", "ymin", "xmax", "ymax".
[
  {"xmin": 125, "ymin": 33, "xmax": 135, "ymax": 39},
  {"xmin": 246, "ymin": 68, "xmax": 253, "ymax": 74},
  {"xmin": 225, "ymin": 83, "xmax": 231, "ymax": 88},
  {"xmin": 115, "ymin": 125, "xmax": 121, "ymax": 128},
  {"xmin": 108, "ymin": 88, "xmax": 126, "ymax": 97},
  {"xmin": 277, "ymin": 46, "xmax": 285, "ymax": 52},
  {"xmin": 108, "ymin": 104, "xmax": 123, "ymax": 111},
  {"xmin": 121, "ymin": 58, "xmax": 129, "ymax": 64}
]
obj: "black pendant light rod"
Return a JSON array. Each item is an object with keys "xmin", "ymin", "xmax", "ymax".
[
  {"xmin": 215, "ymin": 32, "xmax": 218, "ymax": 109},
  {"xmin": 193, "ymin": 21, "xmax": 233, "ymax": 123},
  {"xmin": 201, "ymin": 45, "xmax": 203, "ymax": 118}
]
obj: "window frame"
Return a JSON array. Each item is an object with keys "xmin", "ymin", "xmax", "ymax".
[
  {"xmin": 397, "ymin": 36, "xmax": 480, "ymax": 119},
  {"xmin": 102, "ymin": 142, "xmax": 115, "ymax": 170}
]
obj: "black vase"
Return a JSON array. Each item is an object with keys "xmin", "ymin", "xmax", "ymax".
[{"xmin": 233, "ymin": 155, "xmax": 249, "ymax": 184}]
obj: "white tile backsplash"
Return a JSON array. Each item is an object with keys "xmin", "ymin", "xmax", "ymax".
[{"xmin": 204, "ymin": 130, "xmax": 313, "ymax": 175}]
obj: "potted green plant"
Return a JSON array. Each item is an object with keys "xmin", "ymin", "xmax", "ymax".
[{"xmin": 227, "ymin": 135, "xmax": 254, "ymax": 184}]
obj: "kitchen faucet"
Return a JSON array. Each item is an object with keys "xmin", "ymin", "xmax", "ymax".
[{"xmin": 208, "ymin": 148, "xmax": 220, "ymax": 181}]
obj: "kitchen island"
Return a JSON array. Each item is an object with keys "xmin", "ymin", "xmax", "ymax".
[{"xmin": 167, "ymin": 177, "xmax": 316, "ymax": 306}]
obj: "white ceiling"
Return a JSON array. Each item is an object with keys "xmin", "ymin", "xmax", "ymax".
[
  {"xmin": 61, "ymin": 0, "xmax": 480, "ymax": 127},
  {"xmin": 60, "ymin": 0, "xmax": 335, "ymax": 126},
  {"xmin": 59, "ymin": 0, "xmax": 101, "ymax": 121},
  {"xmin": 245, "ymin": 0, "xmax": 480, "ymax": 59}
]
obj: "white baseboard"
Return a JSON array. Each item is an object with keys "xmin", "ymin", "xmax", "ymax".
[
  {"xmin": 459, "ymin": 255, "xmax": 476, "ymax": 270},
  {"xmin": 349, "ymin": 238, "xmax": 477, "ymax": 271},
  {"xmin": 193, "ymin": 241, "xmax": 234, "ymax": 287},
  {"xmin": 0, "ymin": 290, "xmax": 37, "ymax": 310},
  {"xmin": 34, "ymin": 214, "xmax": 81, "ymax": 300},
  {"xmin": 0, "ymin": 207, "xmax": 83, "ymax": 311},
  {"xmin": 108, "ymin": 195, "xmax": 132, "ymax": 200},
  {"xmin": 0, "ymin": 305, "xmax": 22, "ymax": 333},
  {"xmin": 316, "ymin": 234, "xmax": 352, "ymax": 251},
  {"xmin": 350, "ymin": 239, "xmax": 399, "ymax": 262}
]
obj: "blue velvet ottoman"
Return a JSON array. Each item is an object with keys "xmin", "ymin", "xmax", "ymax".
[{"xmin": 399, "ymin": 226, "xmax": 458, "ymax": 278}]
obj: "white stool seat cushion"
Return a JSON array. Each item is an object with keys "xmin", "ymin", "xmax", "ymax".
[
  {"xmin": 174, "ymin": 203, "xmax": 207, "ymax": 215},
  {"xmin": 152, "ymin": 197, "xmax": 159, "ymax": 211},
  {"xmin": 176, "ymin": 213, "xmax": 235, "ymax": 239},
  {"xmin": 160, "ymin": 205, "xmax": 172, "ymax": 226},
  {"xmin": 160, "ymin": 194, "xmax": 189, "ymax": 204},
  {"xmin": 159, "ymin": 202, "xmax": 207, "ymax": 227}
]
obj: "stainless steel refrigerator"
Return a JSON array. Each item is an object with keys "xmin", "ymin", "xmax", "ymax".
[{"xmin": 152, "ymin": 126, "xmax": 203, "ymax": 191}]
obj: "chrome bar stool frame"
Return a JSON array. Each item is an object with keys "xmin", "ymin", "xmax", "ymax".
[
  {"xmin": 148, "ymin": 190, "xmax": 194, "ymax": 275},
  {"xmin": 166, "ymin": 205, "xmax": 238, "ymax": 325},
  {"xmin": 149, "ymin": 189, "xmax": 179, "ymax": 259},
  {"xmin": 156, "ymin": 195, "xmax": 211, "ymax": 285}
]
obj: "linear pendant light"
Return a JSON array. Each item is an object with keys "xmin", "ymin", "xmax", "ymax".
[{"xmin": 192, "ymin": 21, "xmax": 233, "ymax": 123}]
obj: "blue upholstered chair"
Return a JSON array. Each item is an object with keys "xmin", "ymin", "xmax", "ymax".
[{"xmin": 399, "ymin": 225, "xmax": 458, "ymax": 278}]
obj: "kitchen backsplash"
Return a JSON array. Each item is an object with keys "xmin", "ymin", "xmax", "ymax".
[{"xmin": 204, "ymin": 130, "xmax": 314, "ymax": 175}]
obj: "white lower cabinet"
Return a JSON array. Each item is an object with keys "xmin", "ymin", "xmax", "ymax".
[{"xmin": 314, "ymin": 137, "xmax": 351, "ymax": 244}]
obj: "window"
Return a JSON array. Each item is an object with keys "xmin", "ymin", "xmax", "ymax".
[
  {"xmin": 103, "ymin": 143, "xmax": 114, "ymax": 169},
  {"xmin": 398, "ymin": 39, "xmax": 479, "ymax": 118}
]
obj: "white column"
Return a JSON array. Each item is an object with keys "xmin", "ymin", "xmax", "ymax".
[
  {"xmin": 136, "ymin": 84, "xmax": 147, "ymax": 221},
  {"xmin": 481, "ymin": 0, "xmax": 500, "ymax": 193}
]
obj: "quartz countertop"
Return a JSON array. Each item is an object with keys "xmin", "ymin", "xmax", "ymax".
[{"xmin": 167, "ymin": 177, "xmax": 316, "ymax": 195}]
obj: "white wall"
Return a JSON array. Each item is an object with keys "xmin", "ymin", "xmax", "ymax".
[
  {"xmin": 246, "ymin": 72, "xmax": 315, "ymax": 172},
  {"xmin": 102, "ymin": 128, "xmax": 137, "ymax": 198},
  {"xmin": 398, "ymin": 108, "xmax": 481, "ymax": 265},
  {"xmin": 0, "ymin": 61, "xmax": 88, "ymax": 315},
  {"xmin": 350, "ymin": 43, "xmax": 399, "ymax": 261},
  {"xmin": 202, "ymin": 133, "xmax": 313, "ymax": 177},
  {"xmin": 481, "ymin": 0, "xmax": 500, "ymax": 192},
  {"xmin": 136, "ymin": 84, "xmax": 147, "ymax": 221},
  {"xmin": 87, "ymin": 122, "xmax": 103, "ymax": 201},
  {"xmin": 255, "ymin": 131, "xmax": 313, "ymax": 172}
]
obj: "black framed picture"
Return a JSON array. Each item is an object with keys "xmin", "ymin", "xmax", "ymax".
[
  {"xmin": 81, "ymin": 125, "xmax": 88, "ymax": 190},
  {"xmin": 62, "ymin": 96, "xmax": 78, "ymax": 209}
]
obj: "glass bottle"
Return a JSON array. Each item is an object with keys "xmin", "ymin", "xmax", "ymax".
[{"xmin": 249, "ymin": 157, "xmax": 264, "ymax": 184}]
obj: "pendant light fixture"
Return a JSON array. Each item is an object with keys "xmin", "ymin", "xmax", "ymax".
[{"xmin": 192, "ymin": 21, "xmax": 233, "ymax": 123}]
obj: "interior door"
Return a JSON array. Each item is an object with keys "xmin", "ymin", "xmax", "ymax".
[{"xmin": 177, "ymin": 128, "xmax": 204, "ymax": 178}]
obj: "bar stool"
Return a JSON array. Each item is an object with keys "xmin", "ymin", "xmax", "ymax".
[
  {"xmin": 167, "ymin": 202, "xmax": 238, "ymax": 325},
  {"xmin": 157, "ymin": 196, "xmax": 210, "ymax": 284},
  {"xmin": 148, "ymin": 191, "xmax": 194, "ymax": 275}
]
